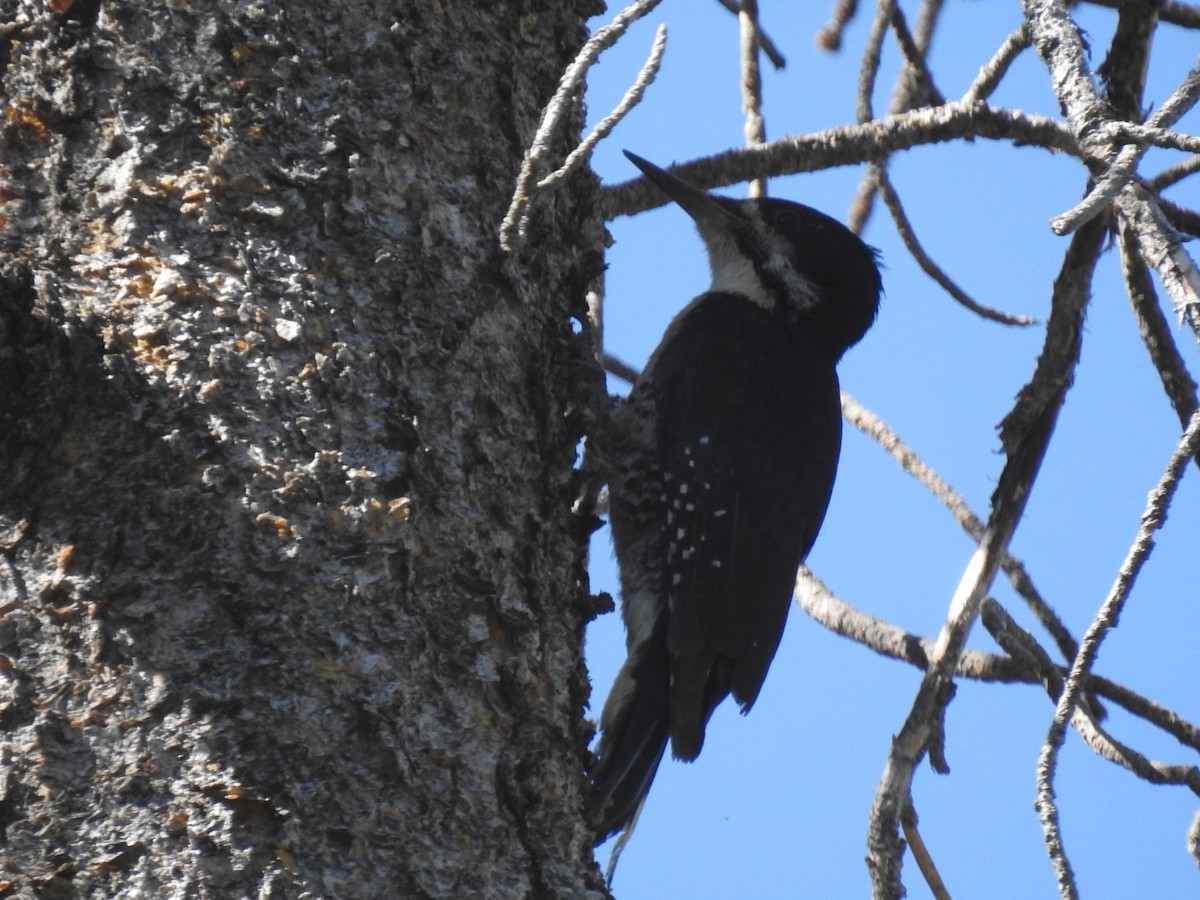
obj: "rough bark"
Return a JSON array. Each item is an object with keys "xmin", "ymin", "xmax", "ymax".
[{"xmin": 0, "ymin": 1, "xmax": 606, "ymax": 897}]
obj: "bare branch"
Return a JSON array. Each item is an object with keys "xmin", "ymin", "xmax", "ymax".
[
  {"xmin": 796, "ymin": 568, "xmax": 1033, "ymax": 683},
  {"xmin": 602, "ymin": 102, "xmax": 1075, "ymax": 220},
  {"xmin": 857, "ymin": 0, "xmax": 897, "ymax": 124},
  {"xmin": 1083, "ymin": 0, "xmax": 1200, "ymax": 29},
  {"xmin": 1160, "ymin": 196, "xmax": 1200, "ymax": 239},
  {"xmin": 902, "ymin": 802, "xmax": 953, "ymax": 900},
  {"xmin": 1108, "ymin": 120, "xmax": 1200, "ymax": 154},
  {"xmin": 840, "ymin": 393, "xmax": 977, "ymax": 528},
  {"xmin": 1118, "ymin": 221, "xmax": 1200, "ymax": 468},
  {"xmin": 1021, "ymin": 0, "xmax": 1107, "ymax": 144},
  {"xmin": 1141, "ymin": 58, "xmax": 1200, "ymax": 126},
  {"xmin": 868, "ymin": 213, "xmax": 1108, "ymax": 899},
  {"xmin": 875, "ymin": 170, "xmax": 1037, "ymax": 325},
  {"xmin": 1096, "ymin": 0, "xmax": 1158, "ymax": 120},
  {"xmin": 1088, "ymin": 674, "xmax": 1200, "ymax": 755},
  {"xmin": 1036, "ymin": 407, "xmax": 1200, "ymax": 899},
  {"xmin": 538, "ymin": 25, "xmax": 668, "ymax": 191},
  {"xmin": 840, "ymin": 394, "xmax": 1088, "ymax": 681},
  {"xmin": 889, "ymin": 5, "xmax": 945, "ymax": 108},
  {"xmin": 981, "ymin": 599, "xmax": 1099, "ymax": 718},
  {"xmin": 816, "ymin": 0, "xmax": 863, "ymax": 52},
  {"xmin": 962, "ymin": 25, "xmax": 1032, "ymax": 105},
  {"xmin": 715, "ymin": 0, "xmax": 787, "ymax": 68},
  {"xmin": 599, "ymin": 354, "xmax": 640, "ymax": 386},
  {"xmin": 1050, "ymin": 142, "xmax": 1143, "ymax": 235},
  {"xmin": 908, "ymin": 0, "xmax": 947, "ymax": 55},
  {"xmin": 850, "ymin": 0, "xmax": 949, "ymax": 232},
  {"xmin": 847, "ymin": 165, "xmax": 882, "ymax": 235},
  {"xmin": 1051, "ymin": 61, "xmax": 1200, "ymax": 235},
  {"xmin": 586, "ymin": 291, "xmax": 642, "ymax": 386},
  {"xmin": 1116, "ymin": 184, "xmax": 1200, "ymax": 336},
  {"xmin": 1147, "ymin": 154, "xmax": 1200, "ymax": 192},
  {"xmin": 802, "ymin": 571, "xmax": 1200, "ymax": 753},
  {"xmin": 739, "ymin": 0, "xmax": 768, "ymax": 198},
  {"xmin": 1066, "ymin": 705, "xmax": 1200, "ymax": 792},
  {"xmin": 499, "ymin": 0, "xmax": 665, "ymax": 250}
]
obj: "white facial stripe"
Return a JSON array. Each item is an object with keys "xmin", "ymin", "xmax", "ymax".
[
  {"xmin": 701, "ymin": 226, "xmax": 769, "ymax": 306},
  {"xmin": 697, "ymin": 202, "xmax": 820, "ymax": 311},
  {"xmin": 743, "ymin": 202, "xmax": 820, "ymax": 310}
]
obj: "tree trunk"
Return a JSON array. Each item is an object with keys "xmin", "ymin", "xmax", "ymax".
[{"xmin": 0, "ymin": 2, "xmax": 605, "ymax": 896}]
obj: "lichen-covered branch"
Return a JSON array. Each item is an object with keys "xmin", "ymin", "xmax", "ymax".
[{"xmin": 1036, "ymin": 408, "xmax": 1200, "ymax": 899}]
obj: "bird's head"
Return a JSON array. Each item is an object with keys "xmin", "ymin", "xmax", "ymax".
[{"xmin": 625, "ymin": 151, "xmax": 881, "ymax": 360}]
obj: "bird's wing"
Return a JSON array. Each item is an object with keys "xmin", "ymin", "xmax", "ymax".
[{"xmin": 648, "ymin": 294, "xmax": 842, "ymax": 757}]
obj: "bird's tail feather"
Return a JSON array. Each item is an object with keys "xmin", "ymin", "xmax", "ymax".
[{"xmin": 588, "ymin": 628, "xmax": 671, "ymax": 843}]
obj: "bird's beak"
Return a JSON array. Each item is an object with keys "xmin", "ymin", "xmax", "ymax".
[{"xmin": 624, "ymin": 151, "xmax": 741, "ymax": 231}]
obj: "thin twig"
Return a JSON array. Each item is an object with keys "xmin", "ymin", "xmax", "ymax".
[
  {"xmin": 499, "ymin": 0, "xmax": 665, "ymax": 250},
  {"xmin": 962, "ymin": 25, "xmax": 1032, "ymax": 105},
  {"xmin": 1051, "ymin": 61, "xmax": 1200, "ymax": 235},
  {"xmin": 981, "ymin": 599, "xmax": 1101, "ymax": 720},
  {"xmin": 847, "ymin": 164, "xmax": 882, "ymax": 235},
  {"xmin": 876, "ymin": 170, "xmax": 1037, "ymax": 325},
  {"xmin": 1087, "ymin": 673, "xmax": 1200, "ymax": 755},
  {"xmin": 867, "ymin": 212, "xmax": 1108, "ymax": 899},
  {"xmin": 599, "ymin": 353, "xmax": 640, "ymax": 386},
  {"xmin": 799, "ymin": 570, "xmax": 1200, "ymax": 752},
  {"xmin": 816, "ymin": 0, "xmax": 861, "ymax": 51},
  {"xmin": 715, "ymin": 0, "xmax": 786, "ymax": 68},
  {"xmin": 889, "ymin": 5, "xmax": 945, "ymax": 108},
  {"xmin": 796, "ymin": 568, "xmax": 1032, "ymax": 683},
  {"xmin": 739, "ymin": 0, "xmax": 768, "ymax": 198},
  {"xmin": 1160, "ymin": 196, "xmax": 1200, "ymax": 240},
  {"xmin": 902, "ymin": 802, "xmax": 952, "ymax": 900},
  {"xmin": 1117, "ymin": 221, "xmax": 1200, "ymax": 468},
  {"xmin": 538, "ymin": 25, "xmax": 668, "ymax": 191},
  {"xmin": 1147, "ymin": 154, "xmax": 1200, "ymax": 192},
  {"xmin": 856, "ymin": 0, "xmax": 896, "ymax": 125},
  {"xmin": 586, "ymin": 291, "xmax": 642, "ymax": 386},
  {"xmin": 846, "ymin": 0, "xmax": 896, "ymax": 232},
  {"xmin": 597, "ymin": 357, "xmax": 638, "ymax": 398},
  {"xmin": 1108, "ymin": 120, "xmax": 1200, "ymax": 154},
  {"xmin": 1066, "ymin": 703, "xmax": 1200, "ymax": 792},
  {"xmin": 840, "ymin": 394, "xmax": 978, "ymax": 526},
  {"xmin": 883, "ymin": 0, "xmax": 947, "ymax": 119},
  {"xmin": 1035, "ymin": 407, "xmax": 1200, "ymax": 899},
  {"xmin": 849, "ymin": 0, "xmax": 946, "ymax": 233},
  {"xmin": 840, "ymin": 394, "xmax": 1084, "ymax": 672},
  {"xmin": 909, "ymin": 0, "xmax": 946, "ymax": 55}
]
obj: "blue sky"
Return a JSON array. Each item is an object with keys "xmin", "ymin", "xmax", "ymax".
[{"xmin": 582, "ymin": 3, "xmax": 1200, "ymax": 897}]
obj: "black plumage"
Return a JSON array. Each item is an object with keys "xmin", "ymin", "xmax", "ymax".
[{"xmin": 589, "ymin": 152, "xmax": 881, "ymax": 843}]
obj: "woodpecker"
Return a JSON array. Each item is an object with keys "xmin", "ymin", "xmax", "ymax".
[{"xmin": 588, "ymin": 152, "xmax": 881, "ymax": 843}]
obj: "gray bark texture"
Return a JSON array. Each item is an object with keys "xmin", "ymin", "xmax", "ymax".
[{"xmin": 0, "ymin": 1, "xmax": 607, "ymax": 897}]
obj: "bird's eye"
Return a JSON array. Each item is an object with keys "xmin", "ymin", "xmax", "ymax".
[{"xmin": 772, "ymin": 209, "xmax": 799, "ymax": 231}]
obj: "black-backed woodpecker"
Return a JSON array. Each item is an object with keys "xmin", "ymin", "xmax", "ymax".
[{"xmin": 588, "ymin": 152, "xmax": 882, "ymax": 843}]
